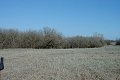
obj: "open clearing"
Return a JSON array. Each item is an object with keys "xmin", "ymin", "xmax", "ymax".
[{"xmin": 0, "ymin": 46, "xmax": 120, "ymax": 80}]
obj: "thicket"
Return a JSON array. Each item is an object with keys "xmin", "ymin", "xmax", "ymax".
[{"xmin": 0, "ymin": 27, "xmax": 106, "ymax": 49}]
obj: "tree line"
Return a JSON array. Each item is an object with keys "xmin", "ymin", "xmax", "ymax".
[{"xmin": 0, "ymin": 27, "xmax": 109, "ymax": 49}]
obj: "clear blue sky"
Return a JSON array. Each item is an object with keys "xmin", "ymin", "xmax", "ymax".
[{"xmin": 0, "ymin": 0, "xmax": 120, "ymax": 40}]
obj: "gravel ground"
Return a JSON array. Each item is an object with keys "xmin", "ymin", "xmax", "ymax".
[{"xmin": 0, "ymin": 46, "xmax": 120, "ymax": 80}]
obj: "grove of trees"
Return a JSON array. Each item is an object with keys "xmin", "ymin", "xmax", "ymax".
[{"xmin": 0, "ymin": 27, "xmax": 107, "ymax": 49}]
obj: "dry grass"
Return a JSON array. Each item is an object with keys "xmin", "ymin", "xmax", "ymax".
[{"xmin": 0, "ymin": 46, "xmax": 120, "ymax": 80}]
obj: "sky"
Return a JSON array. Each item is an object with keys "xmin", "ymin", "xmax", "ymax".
[{"xmin": 0, "ymin": 0, "xmax": 120, "ymax": 40}]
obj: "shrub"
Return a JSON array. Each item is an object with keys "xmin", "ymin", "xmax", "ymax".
[
  {"xmin": 0, "ymin": 29, "xmax": 19, "ymax": 48},
  {"xmin": 116, "ymin": 39, "xmax": 120, "ymax": 45},
  {"xmin": 63, "ymin": 36, "xmax": 105, "ymax": 48},
  {"xmin": 105, "ymin": 40, "xmax": 111, "ymax": 45},
  {"xmin": 42, "ymin": 27, "xmax": 63, "ymax": 48}
]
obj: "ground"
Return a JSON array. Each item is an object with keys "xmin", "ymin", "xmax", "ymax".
[{"xmin": 0, "ymin": 46, "xmax": 120, "ymax": 80}]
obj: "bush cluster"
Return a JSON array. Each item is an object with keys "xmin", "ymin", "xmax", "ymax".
[
  {"xmin": 0, "ymin": 27, "xmax": 106, "ymax": 49},
  {"xmin": 116, "ymin": 39, "xmax": 120, "ymax": 45}
]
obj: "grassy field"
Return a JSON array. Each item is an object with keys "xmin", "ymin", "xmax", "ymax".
[{"xmin": 0, "ymin": 46, "xmax": 120, "ymax": 80}]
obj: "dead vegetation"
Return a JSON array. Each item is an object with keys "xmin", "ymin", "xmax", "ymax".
[
  {"xmin": 0, "ymin": 46, "xmax": 120, "ymax": 80},
  {"xmin": 0, "ymin": 27, "xmax": 106, "ymax": 49}
]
